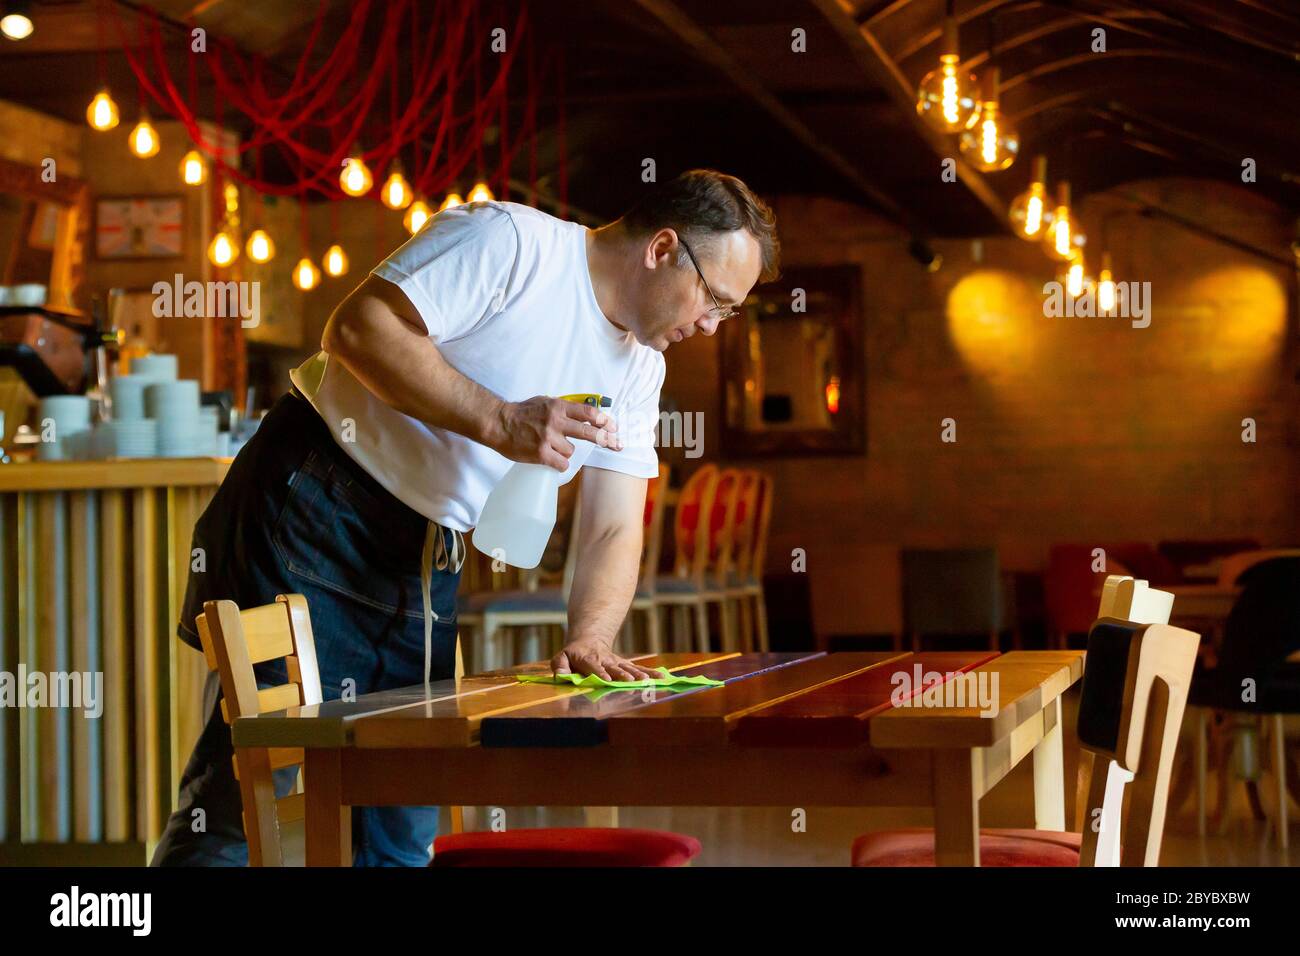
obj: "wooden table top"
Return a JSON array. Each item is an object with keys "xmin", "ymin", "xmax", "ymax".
[{"xmin": 233, "ymin": 650, "xmax": 1086, "ymax": 752}]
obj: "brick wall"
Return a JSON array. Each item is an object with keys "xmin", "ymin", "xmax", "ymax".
[{"xmin": 659, "ymin": 178, "xmax": 1300, "ymax": 640}]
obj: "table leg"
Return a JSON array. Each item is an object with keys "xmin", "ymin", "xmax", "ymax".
[
  {"xmin": 305, "ymin": 748, "xmax": 350, "ymax": 867},
  {"xmin": 1033, "ymin": 696, "xmax": 1066, "ymax": 831},
  {"xmin": 932, "ymin": 749, "xmax": 979, "ymax": 866}
]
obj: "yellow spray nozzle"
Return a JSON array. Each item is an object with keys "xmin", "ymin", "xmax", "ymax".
[{"xmin": 559, "ymin": 392, "xmax": 611, "ymax": 408}]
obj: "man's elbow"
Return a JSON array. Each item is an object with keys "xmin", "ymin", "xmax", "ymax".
[{"xmin": 321, "ymin": 300, "xmax": 366, "ymax": 358}]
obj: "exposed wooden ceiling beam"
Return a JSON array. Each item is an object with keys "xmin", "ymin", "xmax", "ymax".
[
  {"xmin": 807, "ymin": 0, "xmax": 1010, "ymax": 229},
  {"xmin": 630, "ymin": 0, "xmax": 922, "ymax": 234}
]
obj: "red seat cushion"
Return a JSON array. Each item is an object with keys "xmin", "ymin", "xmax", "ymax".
[
  {"xmin": 431, "ymin": 828, "xmax": 701, "ymax": 867},
  {"xmin": 851, "ymin": 828, "xmax": 1082, "ymax": 867}
]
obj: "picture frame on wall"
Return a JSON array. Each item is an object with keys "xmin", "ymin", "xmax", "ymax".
[{"xmin": 94, "ymin": 196, "xmax": 184, "ymax": 259}]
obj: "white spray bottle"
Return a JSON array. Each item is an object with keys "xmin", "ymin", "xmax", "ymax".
[{"xmin": 471, "ymin": 393, "xmax": 610, "ymax": 569}]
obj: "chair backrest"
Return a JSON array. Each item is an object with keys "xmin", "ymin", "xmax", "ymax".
[
  {"xmin": 1097, "ymin": 574, "xmax": 1174, "ymax": 625},
  {"xmin": 900, "ymin": 547, "xmax": 1002, "ymax": 636},
  {"xmin": 749, "ymin": 472, "xmax": 774, "ymax": 584},
  {"xmin": 196, "ymin": 594, "xmax": 322, "ymax": 867},
  {"xmin": 725, "ymin": 470, "xmax": 761, "ymax": 581},
  {"xmin": 672, "ymin": 464, "xmax": 719, "ymax": 581},
  {"xmin": 1217, "ymin": 548, "xmax": 1300, "ymax": 588},
  {"xmin": 704, "ymin": 467, "xmax": 744, "ymax": 578},
  {"xmin": 638, "ymin": 462, "xmax": 671, "ymax": 594},
  {"xmin": 1074, "ymin": 617, "xmax": 1200, "ymax": 866}
]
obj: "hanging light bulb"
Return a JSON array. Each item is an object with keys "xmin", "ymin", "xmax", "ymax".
[
  {"xmin": 380, "ymin": 164, "xmax": 413, "ymax": 210},
  {"xmin": 323, "ymin": 243, "xmax": 349, "ymax": 277},
  {"xmin": 179, "ymin": 149, "xmax": 207, "ymax": 186},
  {"xmin": 439, "ymin": 192, "xmax": 464, "ymax": 212},
  {"xmin": 959, "ymin": 69, "xmax": 1018, "ymax": 171},
  {"xmin": 466, "ymin": 181, "xmax": 495, "ymax": 203},
  {"xmin": 293, "ymin": 256, "xmax": 321, "ymax": 291},
  {"xmin": 1098, "ymin": 252, "xmax": 1116, "ymax": 314},
  {"xmin": 207, "ymin": 228, "xmax": 238, "ymax": 267},
  {"xmin": 1066, "ymin": 252, "xmax": 1085, "ymax": 298},
  {"xmin": 1, "ymin": 3, "xmax": 34, "ymax": 41},
  {"xmin": 128, "ymin": 111, "xmax": 160, "ymax": 158},
  {"xmin": 1008, "ymin": 156, "xmax": 1051, "ymax": 240},
  {"xmin": 339, "ymin": 151, "xmax": 373, "ymax": 197},
  {"xmin": 915, "ymin": 13, "xmax": 979, "ymax": 133},
  {"xmin": 404, "ymin": 199, "xmax": 432, "ymax": 234},
  {"xmin": 245, "ymin": 229, "xmax": 275, "ymax": 264},
  {"xmin": 1043, "ymin": 181, "xmax": 1076, "ymax": 261},
  {"xmin": 86, "ymin": 88, "xmax": 120, "ymax": 131}
]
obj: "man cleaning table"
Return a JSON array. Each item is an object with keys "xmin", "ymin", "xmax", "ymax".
[{"xmin": 152, "ymin": 168, "xmax": 780, "ymax": 866}]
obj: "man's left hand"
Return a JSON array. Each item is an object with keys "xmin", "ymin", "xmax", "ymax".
[{"xmin": 551, "ymin": 637, "xmax": 663, "ymax": 682}]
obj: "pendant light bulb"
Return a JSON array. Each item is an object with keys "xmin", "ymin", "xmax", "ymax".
[
  {"xmin": 208, "ymin": 229, "xmax": 238, "ymax": 267},
  {"xmin": 339, "ymin": 152, "xmax": 373, "ymax": 197},
  {"xmin": 323, "ymin": 243, "xmax": 349, "ymax": 277},
  {"xmin": 293, "ymin": 256, "xmax": 321, "ymax": 291},
  {"xmin": 915, "ymin": 18, "xmax": 979, "ymax": 133},
  {"xmin": 467, "ymin": 181, "xmax": 494, "ymax": 203},
  {"xmin": 86, "ymin": 89, "xmax": 120, "ymax": 131},
  {"xmin": 180, "ymin": 149, "xmax": 207, "ymax": 185},
  {"xmin": 404, "ymin": 199, "xmax": 432, "ymax": 235},
  {"xmin": 129, "ymin": 112, "xmax": 160, "ymax": 158},
  {"xmin": 1009, "ymin": 156, "xmax": 1052, "ymax": 240},
  {"xmin": 1043, "ymin": 181, "xmax": 1075, "ymax": 262},
  {"xmin": 1098, "ymin": 253, "xmax": 1116, "ymax": 314},
  {"xmin": 381, "ymin": 166, "xmax": 413, "ymax": 210},
  {"xmin": 439, "ymin": 192, "xmax": 464, "ymax": 212},
  {"xmin": 245, "ymin": 229, "xmax": 275, "ymax": 264}
]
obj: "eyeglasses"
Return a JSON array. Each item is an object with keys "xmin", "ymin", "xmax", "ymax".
[{"xmin": 679, "ymin": 237, "xmax": 738, "ymax": 321}]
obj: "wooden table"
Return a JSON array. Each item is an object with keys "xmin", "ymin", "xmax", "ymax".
[{"xmin": 232, "ymin": 649, "xmax": 1086, "ymax": 866}]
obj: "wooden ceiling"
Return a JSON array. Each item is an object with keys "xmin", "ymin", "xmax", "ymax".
[{"xmin": 1, "ymin": 0, "xmax": 1297, "ymax": 237}]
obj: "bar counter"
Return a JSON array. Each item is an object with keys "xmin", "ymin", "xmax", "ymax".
[{"xmin": 0, "ymin": 458, "xmax": 231, "ymax": 863}]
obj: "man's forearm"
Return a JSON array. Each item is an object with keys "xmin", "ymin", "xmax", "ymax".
[
  {"xmin": 324, "ymin": 292, "xmax": 507, "ymax": 448},
  {"xmin": 565, "ymin": 527, "xmax": 642, "ymax": 649}
]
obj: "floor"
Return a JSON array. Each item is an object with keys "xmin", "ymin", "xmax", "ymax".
[{"xmin": 468, "ymin": 688, "xmax": 1299, "ymax": 866}]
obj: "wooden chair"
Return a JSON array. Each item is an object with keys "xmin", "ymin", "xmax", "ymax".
[
  {"xmin": 195, "ymin": 594, "xmax": 321, "ymax": 867},
  {"xmin": 625, "ymin": 462, "xmax": 671, "ymax": 654},
  {"xmin": 853, "ymin": 576, "xmax": 1198, "ymax": 867},
  {"xmin": 718, "ymin": 470, "xmax": 773, "ymax": 652},
  {"xmin": 652, "ymin": 464, "xmax": 742, "ymax": 652},
  {"xmin": 200, "ymin": 593, "xmax": 701, "ymax": 867},
  {"xmin": 900, "ymin": 548, "xmax": 1006, "ymax": 652},
  {"xmin": 1188, "ymin": 550, "xmax": 1300, "ymax": 848},
  {"xmin": 456, "ymin": 486, "xmax": 584, "ymax": 672}
]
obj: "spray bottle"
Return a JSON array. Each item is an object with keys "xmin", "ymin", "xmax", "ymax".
[{"xmin": 471, "ymin": 393, "xmax": 610, "ymax": 569}]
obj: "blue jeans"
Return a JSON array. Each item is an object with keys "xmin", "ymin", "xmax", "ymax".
[{"xmin": 151, "ymin": 390, "xmax": 462, "ymax": 866}]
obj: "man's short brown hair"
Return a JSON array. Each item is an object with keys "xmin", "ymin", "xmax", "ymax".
[{"xmin": 621, "ymin": 169, "xmax": 780, "ymax": 283}]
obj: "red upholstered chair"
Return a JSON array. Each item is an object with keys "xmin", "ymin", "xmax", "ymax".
[
  {"xmin": 431, "ymin": 827, "xmax": 700, "ymax": 867},
  {"xmin": 854, "ymin": 577, "xmax": 1197, "ymax": 867},
  {"xmin": 652, "ymin": 464, "xmax": 742, "ymax": 652},
  {"xmin": 1044, "ymin": 544, "xmax": 1136, "ymax": 650}
]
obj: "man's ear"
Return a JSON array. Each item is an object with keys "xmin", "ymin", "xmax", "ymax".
[{"xmin": 645, "ymin": 228, "xmax": 678, "ymax": 269}]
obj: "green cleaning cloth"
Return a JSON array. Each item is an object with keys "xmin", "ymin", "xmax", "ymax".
[{"xmin": 516, "ymin": 666, "xmax": 724, "ymax": 691}]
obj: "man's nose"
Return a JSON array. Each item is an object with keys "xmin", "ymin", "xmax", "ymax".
[{"xmin": 697, "ymin": 314, "xmax": 721, "ymax": 336}]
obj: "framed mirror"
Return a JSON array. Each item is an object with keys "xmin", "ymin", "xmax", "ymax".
[{"xmin": 720, "ymin": 264, "xmax": 864, "ymax": 456}]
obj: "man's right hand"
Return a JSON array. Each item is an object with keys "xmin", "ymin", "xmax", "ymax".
[{"xmin": 490, "ymin": 396, "xmax": 622, "ymax": 471}]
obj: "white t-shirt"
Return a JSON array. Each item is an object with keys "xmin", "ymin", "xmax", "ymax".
[{"xmin": 290, "ymin": 201, "xmax": 664, "ymax": 532}]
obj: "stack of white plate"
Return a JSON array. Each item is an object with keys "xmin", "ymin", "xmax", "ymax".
[
  {"xmin": 146, "ymin": 380, "xmax": 204, "ymax": 457},
  {"xmin": 109, "ymin": 375, "xmax": 150, "ymax": 421},
  {"xmin": 36, "ymin": 395, "xmax": 92, "ymax": 461},
  {"xmin": 132, "ymin": 353, "xmax": 179, "ymax": 381},
  {"xmin": 94, "ymin": 419, "xmax": 158, "ymax": 459}
]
